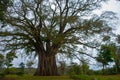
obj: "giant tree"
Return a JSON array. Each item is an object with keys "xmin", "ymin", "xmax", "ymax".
[{"xmin": 0, "ymin": 0, "xmax": 113, "ymax": 76}]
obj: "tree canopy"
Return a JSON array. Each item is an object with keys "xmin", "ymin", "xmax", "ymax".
[
  {"xmin": 96, "ymin": 44, "xmax": 114, "ymax": 65},
  {"xmin": 0, "ymin": 0, "xmax": 13, "ymax": 24}
]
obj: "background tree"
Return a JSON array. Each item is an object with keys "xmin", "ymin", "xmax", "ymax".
[
  {"xmin": 67, "ymin": 61, "xmax": 89, "ymax": 75},
  {"xmin": 58, "ymin": 61, "xmax": 66, "ymax": 75},
  {"xmin": 80, "ymin": 58, "xmax": 89, "ymax": 75},
  {"xmin": 5, "ymin": 51, "xmax": 17, "ymax": 69},
  {"xmin": 71, "ymin": 53, "xmax": 91, "ymax": 74},
  {"xmin": 109, "ymin": 43, "xmax": 120, "ymax": 73},
  {"xmin": 68, "ymin": 62, "xmax": 81, "ymax": 75},
  {"xmin": 110, "ymin": 43, "xmax": 120, "ymax": 74},
  {"xmin": 26, "ymin": 60, "xmax": 34, "ymax": 69},
  {"xmin": 0, "ymin": 0, "xmax": 114, "ymax": 76},
  {"xmin": 115, "ymin": 46, "xmax": 120, "ymax": 73},
  {"xmin": 19, "ymin": 62, "xmax": 25, "ymax": 73},
  {"xmin": 0, "ymin": 54, "xmax": 4, "ymax": 72},
  {"xmin": 96, "ymin": 44, "xmax": 113, "ymax": 74},
  {"xmin": 116, "ymin": 35, "xmax": 120, "ymax": 44},
  {"xmin": 4, "ymin": 51, "xmax": 17, "ymax": 74},
  {"xmin": 114, "ymin": 36, "xmax": 120, "ymax": 73}
]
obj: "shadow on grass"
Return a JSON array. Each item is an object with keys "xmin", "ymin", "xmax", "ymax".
[{"xmin": 0, "ymin": 77, "xmax": 15, "ymax": 80}]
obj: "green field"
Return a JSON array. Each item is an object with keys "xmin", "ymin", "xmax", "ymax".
[
  {"xmin": 70, "ymin": 75, "xmax": 120, "ymax": 80},
  {"xmin": 92, "ymin": 75, "xmax": 120, "ymax": 80},
  {"xmin": 1, "ymin": 75, "xmax": 120, "ymax": 80},
  {"xmin": 1, "ymin": 75, "xmax": 73, "ymax": 80}
]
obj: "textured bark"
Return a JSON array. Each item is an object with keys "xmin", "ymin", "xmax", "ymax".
[{"xmin": 34, "ymin": 53, "xmax": 59, "ymax": 76}]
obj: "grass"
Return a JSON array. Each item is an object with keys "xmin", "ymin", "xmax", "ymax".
[
  {"xmin": 70, "ymin": 74, "xmax": 120, "ymax": 80},
  {"xmin": 4, "ymin": 75, "xmax": 73, "ymax": 80},
  {"xmin": 1, "ymin": 74, "xmax": 120, "ymax": 80},
  {"xmin": 92, "ymin": 75, "xmax": 120, "ymax": 80}
]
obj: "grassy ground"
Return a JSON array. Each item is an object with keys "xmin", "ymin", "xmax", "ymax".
[
  {"xmin": 3, "ymin": 75, "xmax": 73, "ymax": 80},
  {"xmin": 92, "ymin": 75, "xmax": 120, "ymax": 80},
  {"xmin": 1, "ymin": 74, "xmax": 120, "ymax": 80},
  {"xmin": 70, "ymin": 74, "xmax": 120, "ymax": 80}
]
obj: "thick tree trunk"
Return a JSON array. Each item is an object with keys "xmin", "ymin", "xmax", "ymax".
[{"xmin": 34, "ymin": 53, "xmax": 59, "ymax": 76}]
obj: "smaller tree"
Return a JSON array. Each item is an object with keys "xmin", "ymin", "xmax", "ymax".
[
  {"xmin": 0, "ymin": 51, "xmax": 17, "ymax": 74},
  {"xmin": 80, "ymin": 60, "xmax": 89, "ymax": 75},
  {"xmin": 0, "ymin": 54, "xmax": 4, "ymax": 71},
  {"xmin": 116, "ymin": 35, "xmax": 120, "ymax": 44},
  {"xmin": 58, "ymin": 61, "xmax": 66, "ymax": 75},
  {"xmin": 96, "ymin": 44, "xmax": 113, "ymax": 74},
  {"xmin": 5, "ymin": 51, "xmax": 17, "ymax": 68},
  {"xmin": 68, "ymin": 62, "xmax": 81, "ymax": 75},
  {"xmin": 4, "ymin": 51, "xmax": 17, "ymax": 74},
  {"xmin": 111, "ymin": 43, "xmax": 120, "ymax": 73},
  {"xmin": 67, "ymin": 62, "xmax": 89, "ymax": 75},
  {"xmin": 26, "ymin": 60, "xmax": 34, "ymax": 74},
  {"xmin": 26, "ymin": 60, "xmax": 34, "ymax": 69},
  {"xmin": 115, "ymin": 46, "xmax": 120, "ymax": 73},
  {"xmin": 19, "ymin": 62, "xmax": 25, "ymax": 73}
]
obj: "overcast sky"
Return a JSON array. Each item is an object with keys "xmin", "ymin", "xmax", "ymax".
[
  {"xmin": 98, "ymin": 0, "xmax": 120, "ymax": 34},
  {"xmin": 12, "ymin": 0, "xmax": 120, "ymax": 68}
]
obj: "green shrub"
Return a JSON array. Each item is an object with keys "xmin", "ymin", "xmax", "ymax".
[
  {"xmin": 93, "ymin": 70, "xmax": 102, "ymax": 75},
  {"xmin": 0, "ymin": 73, "xmax": 5, "ymax": 79},
  {"xmin": 105, "ymin": 67, "xmax": 117, "ymax": 75},
  {"xmin": 16, "ymin": 72, "xmax": 24, "ymax": 76},
  {"xmin": 8, "ymin": 68, "xmax": 17, "ymax": 74},
  {"xmin": 1, "ymin": 68, "xmax": 16, "ymax": 75},
  {"xmin": 1, "ymin": 68, "xmax": 9, "ymax": 75}
]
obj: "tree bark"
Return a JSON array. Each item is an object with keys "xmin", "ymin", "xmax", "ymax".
[{"xmin": 34, "ymin": 53, "xmax": 59, "ymax": 76}]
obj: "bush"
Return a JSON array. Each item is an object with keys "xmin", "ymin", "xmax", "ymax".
[
  {"xmin": 67, "ymin": 63, "xmax": 82, "ymax": 75},
  {"xmin": 105, "ymin": 67, "xmax": 117, "ymax": 75},
  {"xmin": 8, "ymin": 68, "xmax": 17, "ymax": 74},
  {"xmin": 93, "ymin": 70, "xmax": 102, "ymax": 75},
  {"xmin": 0, "ymin": 73, "xmax": 5, "ymax": 79},
  {"xmin": 1, "ymin": 68, "xmax": 17, "ymax": 75},
  {"xmin": 16, "ymin": 72, "xmax": 24, "ymax": 76}
]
